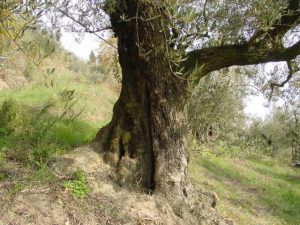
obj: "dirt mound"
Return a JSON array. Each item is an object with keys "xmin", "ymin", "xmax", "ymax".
[{"xmin": 0, "ymin": 145, "xmax": 232, "ymax": 225}]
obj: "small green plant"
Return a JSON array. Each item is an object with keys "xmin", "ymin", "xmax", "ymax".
[
  {"xmin": 63, "ymin": 170, "xmax": 91, "ymax": 199},
  {"xmin": 0, "ymin": 90, "xmax": 91, "ymax": 169},
  {"xmin": 11, "ymin": 181, "xmax": 24, "ymax": 194}
]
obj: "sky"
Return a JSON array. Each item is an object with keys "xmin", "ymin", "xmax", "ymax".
[
  {"xmin": 60, "ymin": 32, "xmax": 100, "ymax": 61},
  {"xmin": 244, "ymin": 94, "xmax": 269, "ymax": 119},
  {"xmin": 60, "ymin": 32, "xmax": 271, "ymax": 119}
]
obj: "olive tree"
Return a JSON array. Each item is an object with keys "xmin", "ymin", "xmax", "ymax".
[
  {"xmin": 14, "ymin": 0, "xmax": 300, "ymax": 222},
  {"xmin": 93, "ymin": 0, "xmax": 300, "ymax": 199},
  {"xmin": 188, "ymin": 69, "xmax": 246, "ymax": 143}
]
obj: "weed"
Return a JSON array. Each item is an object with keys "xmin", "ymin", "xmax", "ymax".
[
  {"xmin": 11, "ymin": 181, "xmax": 24, "ymax": 194},
  {"xmin": 0, "ymin": 89, "xmax": 98, "ymax": 169},
  {"xmin": 0, "ymin": 99, "xmax": 28, "ymax": 136},
  {"xmin": 63, "ymin": 170, "xmax": 91, "ymax": 199},
  {"xmin": 0, "ymin": 151, "xmax": 5, "ymax": 165}
]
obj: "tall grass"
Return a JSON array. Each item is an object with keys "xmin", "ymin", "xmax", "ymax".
[{"xmin": 0, "ymin": 97, "xmax": 98, "ymax": 167}]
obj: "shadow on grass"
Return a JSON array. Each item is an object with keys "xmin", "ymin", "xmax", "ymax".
[
  {"xmin": 246, "ymin": 157, "xmax": 300, "ymax": 186},
  {"xmin": 198, "ymin": 156, "xmax": 300, "ymax": 225}
]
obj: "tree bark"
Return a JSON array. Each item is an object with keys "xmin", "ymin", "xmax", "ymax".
[{"xmin": 95, "ymin": 1, "xmax": 192, "ymax": 208}]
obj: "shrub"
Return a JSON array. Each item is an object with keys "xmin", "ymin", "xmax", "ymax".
[{"xmin": 0, "ymin": 99, "xmax": 28, "ymax": 136}]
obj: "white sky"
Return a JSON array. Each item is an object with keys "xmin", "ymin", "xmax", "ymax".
[
  {"xmin": 244, "ymin": 94, "xmax": 269, "ymax": 119},
  {"xmin": 60, "ymin": 32, "xmax": 100, "ymax": 60},
  {"xmin": 60, "ymin": 33, "xmax": 271, "ymax": 119}
]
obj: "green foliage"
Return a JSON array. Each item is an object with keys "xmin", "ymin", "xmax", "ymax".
[
  {"xmin": 11, "ymin": 181, "xmax": 24, "ymax": 194},
  {"xmin": 105, "ymin": 0, "xmax": 116, "ymax": 14},
  {"xmin": 0, "ymin": 20, "xmax": 117, "ymax": 204},
  {"xmin": 0, "ymin": 151, "xmax": 5, "ymax": 166},
  {"xmin": 66, "ymin": 53, "xmax": 106, "ymax": 83},
  {"xmin": 0, "ymin": 36, "xmax": 115, "ymax": 183},
  {"xmin": 246, "ymin": 105, "xmax": 300, "ymax": 160},
  {"xmin": 30, "ymin": 164, "xmax": 55, "ymax": 184},
  {"xmin": 97, "ymin": 38, "xmax": 121, "ymax": 82},
  {"xmin": 63, "ymin": 170, "xmax": 91, "ymax": 199},
  {"xmin": 0, "ymin": 99, "xmax": 28, "ymax": 136},
  {"xmin": 22, "ymin": 29, "xmax": 58, "ymax": 64},
  {"xmin": 188, "ymin": 69, "xmax": 246, "ymax": 143},
  {"xmin": 0, "ymin": 0, "xmax": 40, "ymax": 57}
]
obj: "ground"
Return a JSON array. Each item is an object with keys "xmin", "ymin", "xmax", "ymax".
[
  {"xmin": 1, "ymin": 143, "xmax": 299, "ymax": 224},
  {"xmin": 0, "ymin": 145, "xmax": 226, "ymax": 225}
]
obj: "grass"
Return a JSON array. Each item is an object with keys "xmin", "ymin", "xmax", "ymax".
[
  {"xmin": 189, "ymin": 149, "xmax": 300, "ymax": 225},
  {"xmin": 0, "ymin": 55, "xmax": 117, "ymax": 185}
]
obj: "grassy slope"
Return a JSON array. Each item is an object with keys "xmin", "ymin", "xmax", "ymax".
[
  {"xmin": 190, "ymin": 151, "xmax": 300, "ymax": 225},
  {"xmin": 0, "ymin": 52, "xmax": 118, "ymax": 153},
  {"xmin": 0, "ymin": 50, "xmax": 119, "ymax": 190}
]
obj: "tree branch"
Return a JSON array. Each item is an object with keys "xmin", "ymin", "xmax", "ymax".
[
  {"xmin": 47, "ymin": 1, "xmax": 117, "ymax": 49},
  {"xmin": 268, "ymin": 60, "xmax": 299, "ymax": 100},
  {"xmin": 184, "ymin": 0, "xmax": 300, "ymax": 77},
  {"xmin": 185, "ymin": 40, "xmax": 300, "ymax": 76}
]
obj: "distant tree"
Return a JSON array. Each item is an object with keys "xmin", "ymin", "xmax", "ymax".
[
  {"xmin": 289, "ymin": 108, "xmax": 300, "ymax": 166},
  {"xmin": 247, "ymin": 103, "xmax": 300, "ymax": 164},
  {"xmin": 280, "ymin": 79, "xmax": 300, "ymax": 166},
  {"xmin": 88, "ymin": 50, "xmax": 96, "ymax": 64},
  {"xmin": 188, "ymin": 69, "xmax": 246, "ymax": 143},
  {"xmin": 97, "ymin": 38, "xmax": 121, "ymax": 81}
]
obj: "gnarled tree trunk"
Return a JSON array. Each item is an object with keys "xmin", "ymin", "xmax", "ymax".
[
  {"xmin": 94, "ymin": 0, "xmax": 300, "ymax": 222},
  {"xmin": 95, "ymin": 0, "xmax": 193, "ymax": 211}
]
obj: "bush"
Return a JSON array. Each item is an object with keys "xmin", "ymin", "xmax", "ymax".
[{"xmin": 0, "ymin": 99, "xmax": 28, "ymax": 136}]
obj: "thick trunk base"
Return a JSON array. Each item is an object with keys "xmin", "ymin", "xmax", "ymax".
[{"xmin": 93, "ymin": 1, "xmax": 231, "ymax": 223}]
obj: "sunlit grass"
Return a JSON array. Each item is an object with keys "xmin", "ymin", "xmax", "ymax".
[
  {"xmin": 0, "ymin": 69, "xmax": 116, "ymax": 185},
  {"xmin": 190, "ymin": 151, "xmax": 300, "ymax": 225}
]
